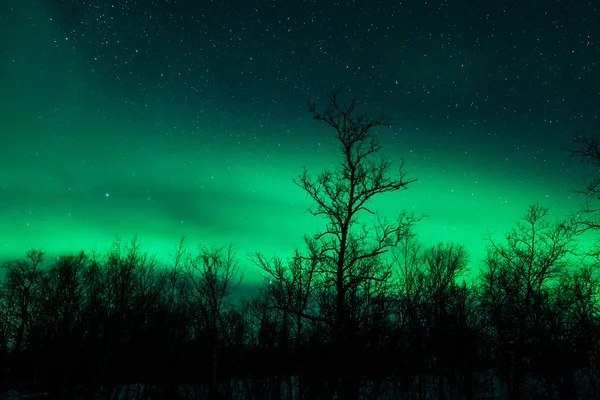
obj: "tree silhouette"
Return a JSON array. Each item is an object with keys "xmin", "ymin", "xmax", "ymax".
[
  {"xmin": 537, "ymin": 264, "xmax": 599, "ymax": 400},
  {"xmin": 253, "ymin": 86, "xmax": 419, "ymax": 399},
  {"xmin": 480, "ymin": 204, "xmax": 577, "ymax": 400},
  {"xmin": 564, "ymin": 134, "xmax": 600, "ymax": 275},
  {"xmin": 419, "ymin": 242, "xmax": 472, "ymax": 400},
  {"xmin": 31, "ymin": 252, "xmax": 90, "ymax": 395},
  {"xmin": 251, "ymin": 247, "xmax": 322, "ymax": 398},
  {"xmin": 389, "ymin": 231, "xmax": 427, "ymax": 398},
  {"xmin": 1, "ymin": 249, "xmax": 45, "ymax": 356},
  {"xmin": 183, "ymin": 242, "xmax": 242, "ymax": 399}
]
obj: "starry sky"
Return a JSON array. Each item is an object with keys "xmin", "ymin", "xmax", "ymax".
[{"xmin": 1, "ymin": 0, "xmax": 599, "ymax": 282}]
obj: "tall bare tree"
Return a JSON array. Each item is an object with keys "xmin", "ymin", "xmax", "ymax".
[
  {"xmin": 301, "ymin": 86, "xmax": 417, "ymax": 335},
  {"xmin": 254, "ymin": 86, "xmax": 418, "ymax": 399}
]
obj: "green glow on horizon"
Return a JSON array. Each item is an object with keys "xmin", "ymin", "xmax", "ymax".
[{"xmin": 2, "ymin": 112, "xmax": 592, "ymax": 283}]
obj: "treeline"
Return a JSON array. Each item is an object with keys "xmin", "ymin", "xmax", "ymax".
[{"xmin": 0, "ymin": 208, "xmax": 598, "ymax": 400}]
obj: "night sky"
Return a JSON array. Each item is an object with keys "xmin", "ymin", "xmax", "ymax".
[{"xmin": 1, "ymin": 0, "xmax": 599, "ymax": 281}]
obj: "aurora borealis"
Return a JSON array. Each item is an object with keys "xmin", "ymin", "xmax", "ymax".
[{"xmin": 1, "ymin": 0, "xmax": 598, "ymax": 281}]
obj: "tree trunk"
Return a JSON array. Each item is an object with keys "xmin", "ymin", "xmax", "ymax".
[
  {"xmin": 437, "ymin": 373, "xmax": 445, "ymax": 400},
  {"xmin": 212, "ymin": 343, "xmax": 219, "ymax": 399}
]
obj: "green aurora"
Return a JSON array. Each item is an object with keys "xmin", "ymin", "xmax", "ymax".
[{"xmin": 1, "ymin": 0, "xmax": 597, "ymax": 283}]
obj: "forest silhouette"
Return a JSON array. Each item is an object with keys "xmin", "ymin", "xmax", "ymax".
[{"xmin": 3, "ymin": 89, "xmax": 600, "ymax": 399}]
